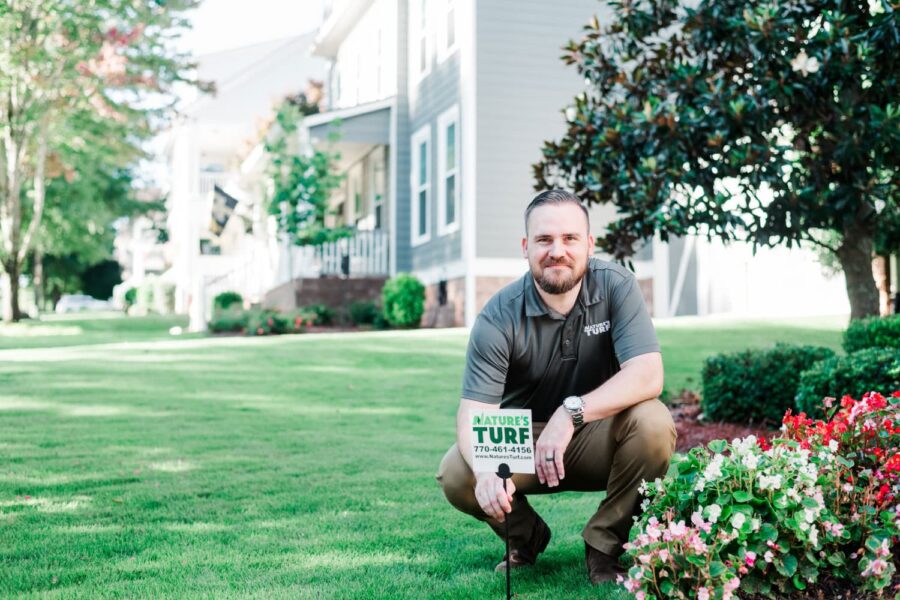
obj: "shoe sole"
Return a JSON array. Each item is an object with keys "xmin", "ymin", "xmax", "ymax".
[{"xmin": 494, "ymin": 521, "xmax": 552, "ymax": 572}]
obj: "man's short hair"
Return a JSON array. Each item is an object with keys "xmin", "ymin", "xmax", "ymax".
[{"xmin": 524, "ymin": 189, "xmax": 590, "ymax": 234}]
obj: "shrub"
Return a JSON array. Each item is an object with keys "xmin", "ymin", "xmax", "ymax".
[
  {"xmin": 382, "ymin": 274, "xmax": 425, "ymax": 328},
  {"xmin": 208, "ymin": 309, "xmax": 247, "ymax": 333},
  {"xmin": 844, "ymin": 315, "xmax": 900, "ymax": 353},
  {"xmin": 621, "ymin": 391, "xmax": 900, "ymax": 599},
  {"xmin": 123, "ymin": 287, "xmax": 137, "ymax": 308},
  {"xmin": 701, "ymin": 344, "xmax": 835, "ymax": 424},
  {"xmin": 245, "ymin": 309, "xmax": 286, "ymax": 336},
  {"xmin": 348, "ymin": 300, "xmax": 379, "ymax": 325},
  {"xmin": 304, "ymin": 303, "xmax": 335, "ymax": 326},
  {"xmin": 795, "ymin": 348, "xmax": 900, "ymax": 417},
  {"xmin": 213, "ymin": 291, "xmax": 243, "ymax": 311}
]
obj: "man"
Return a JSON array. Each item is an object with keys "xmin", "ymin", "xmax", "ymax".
[{"xmin": 436, "ymin": 190, "xmax": 676, "ymax": 584}]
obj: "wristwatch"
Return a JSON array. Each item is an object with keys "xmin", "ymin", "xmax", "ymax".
[{"xmin": 563, "ymin": 395, "xmax": 584, "ymax": 426}]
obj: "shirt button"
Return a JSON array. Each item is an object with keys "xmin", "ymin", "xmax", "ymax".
[{"xmin": 564, "ymin": 339, "xmax": 571, "ymax": 346}]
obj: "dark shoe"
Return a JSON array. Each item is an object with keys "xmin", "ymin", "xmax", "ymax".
[
  {"xmin": 585, "ymin": 543, "xmax": 626, "ymax": 584},
  {"xmin": 494, "ymin": 517, "xmax": 551, "ymax": 572}
]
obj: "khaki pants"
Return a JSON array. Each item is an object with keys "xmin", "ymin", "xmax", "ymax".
[{"xmin": 436, "ymin": 399, "xmax": 676, "ymax": 556}]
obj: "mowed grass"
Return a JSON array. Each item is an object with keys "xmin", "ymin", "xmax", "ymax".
[{"xmin": 0, "ymin": 314, "xmax": 845, "ymax": 598}]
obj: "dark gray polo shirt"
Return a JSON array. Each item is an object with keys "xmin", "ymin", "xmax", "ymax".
[{"xmin": 461, "ymin": 258, "xmax": 660, "ymax": 422}]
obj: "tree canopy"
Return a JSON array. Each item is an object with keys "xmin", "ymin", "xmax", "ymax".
[{"xmin": 534, "ymin": 0, "xmax": 899, "ymax": 319}]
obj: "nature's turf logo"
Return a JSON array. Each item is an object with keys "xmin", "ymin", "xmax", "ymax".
[
  {"xmin": 583, "ymin": 320, "xmax": 611, "ymax": 336},
  {"xmin": 469, "ymin": 409, "xmax": 535, "ymax": 474}
]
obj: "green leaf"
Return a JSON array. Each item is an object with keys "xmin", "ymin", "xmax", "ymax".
[
  {"xmin": 782, "ymin": 554, "xmax": 798, "ymax": 577},
  {"xmin": 759, "ymin": 523, "xmax": 778, "ymax": 541},
  {"xmin": 707, "ymin": 439, "xmax": 727, "ymax": 453},
  {"xmin": 800, "ymin": 497, "xmax": 819, "ymax": 509},
  {"xmin": 709, "ymin": 561, "xmax": 727, "ymax": 577},
  {"xmin": 792, "ymin": 574, "xmax": 807, "ymax": 590},
  {"xmin": 733, "ymin": 490, "xmax": 753, "ymax": 503}
]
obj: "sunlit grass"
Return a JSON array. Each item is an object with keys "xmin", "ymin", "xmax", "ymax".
[{"xmin": 0, "ymin": 314, "xmax": 845, "ymax": 598}]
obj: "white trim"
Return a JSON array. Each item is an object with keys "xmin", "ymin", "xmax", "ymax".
[
  {"xmin": 410, "ymin": 124, "xmax": 432, "ymax": 246},
  {"xmin": 669, "ymin": 235, "xmax": 696, "ymax": 317},
  {"xmin": 304, "ymin": 97, "xmax": 394, "ymax": 129},
  {"xmin": 410, "ymin": 0, "xmax": 432, "ymax": 85},
  {"xmin": 652, "ymin": 233, "xmax": 669, "ymax": 318},
  {"xmin": 412, "ymin": 259, "xmax": 467, "ymax": 286},
  {"xmin": 460, "ymin": 0, "xmax": 476, "ymax": 326},
  {"xmin": 388, "ymin": 97, "xmax": 398, "ymax": 276},
  {"xmin": 436, "ymin": 104, "xmax": 460, "ymax": 236},
  {"xmin": 436, "ymin": 0, "xmax": 459, "ymax": 63}
]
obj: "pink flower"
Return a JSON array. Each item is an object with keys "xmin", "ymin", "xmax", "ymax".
[
  {"xmin": 635, "ymin": 592, "xmax": 645, "ymax": 600},
  {"xmin": 658, "ymin": 549, "xmax": 670, "ymax": 562},
  {"xmin": 764, "ymin": 551, "xmax": 774, "ymax": 563},
  {"xmin": 697, "ymin": 588, "xmax": 710, "ymax": 600},
  {"xmin": 744, "ymin": 551, "xmax": 757, "ymax": 568}
]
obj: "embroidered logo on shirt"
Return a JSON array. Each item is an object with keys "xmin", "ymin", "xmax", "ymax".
[{"xmin": 583, "ymin": 320, "xmax": 611, "ymax": 336}]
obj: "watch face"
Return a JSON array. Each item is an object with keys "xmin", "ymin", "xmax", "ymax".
[{"xmin": 564, "ymin": 396, "xmax": 582, "ymax": 411}]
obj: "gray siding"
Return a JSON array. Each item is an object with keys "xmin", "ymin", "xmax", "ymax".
[
  {"xmin": 406, "ymin": 9, "xmax": 463, "ymax": 273},
  {"xmin": 308, "ymin": 105, "xmax": 391, "ymax": 144},
  {"xmin": 475, "ymin": 0, "xmax": 604, "ymax": 258},
  {"xmin": 394, "ymin": 0, "xmax": 412, "ymax": 272}
]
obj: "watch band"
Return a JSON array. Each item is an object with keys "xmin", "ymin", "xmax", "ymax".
[{"xmin": 564, "ymin": 396, "xmax": 584, "ymax": 426}]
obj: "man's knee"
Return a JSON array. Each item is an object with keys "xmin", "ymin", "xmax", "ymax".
[
  {"xmin": 618, "ymin": 398, "xmax": 677, "ymax": 461},
  {"xmin": 436, "ymin": 444, "xmax": 478, "ymax": 513}
]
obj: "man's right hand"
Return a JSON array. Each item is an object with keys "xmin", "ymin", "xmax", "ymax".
[{"xmin": 474, "ymin": 472, "xmax": 516, "ymax": 522}]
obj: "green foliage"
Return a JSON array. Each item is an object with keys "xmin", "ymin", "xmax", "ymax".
[
  {"xmin": 123, "ymin": 287, "xmax": 137, "ymax": 308},
  {"xmin": 535, "ymin": 0, "xmax": 899, "ymax": 317},
  {"xmin": 213, "ymin": 291, "xmax": 243, "ymax": 311},
  {"xmin": 208, "ymin": 309, "xmax": 248, "ymax": 334},
  {"xmin": 701, "ymin": 344, "xmax": 835, "ymax": 424},
  {"xmin": 843, "ymin": 315, "xmax": 900, "ymax": 353},
  {"xmin": 265, "ymin": 100, "xmax": 351, "ymax": 246},
  {"xmin": 796, "ymin": 348, "xmax": 900, "ymax": 416},
  {"xmin": 80, "ymin": 260, "xmax": 121, "ymax": 300},
  {"xmin": 304, "ymin": 303, "xmax": 335, "ymax": 326},
  {"xmin": 382, "ymin": 274, "xmax": 425, "ymax": 328},
  {"xmin": 348, "ymin": 301, "xmax": 379, "ymax": 326}
]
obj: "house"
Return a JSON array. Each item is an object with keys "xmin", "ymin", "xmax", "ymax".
[
  {"xmin": 295, "ymin": 0, "xmax": 852, "ymax": 326},
  {"xmin": 160, "ymin": 34, "xmax": 327, "ymax": 329}
]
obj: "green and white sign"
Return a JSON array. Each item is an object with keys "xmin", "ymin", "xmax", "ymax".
[{"xmin": 469, "ymin": 408, "xmax": 535, "ymax": 474}]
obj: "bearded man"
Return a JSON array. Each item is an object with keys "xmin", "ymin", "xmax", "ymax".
[{"xmin": 436, "ymin": 189, "xmax": 676, "ymax": 584}]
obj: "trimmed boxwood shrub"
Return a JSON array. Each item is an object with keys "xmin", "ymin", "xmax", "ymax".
[
  {"xmin": 795, "ymin": 347, "xmax": 900, "ymax": 417},
  {"xmin": 382, "ymin": 274, "xmax": 425, "ymax": 328},
  {"xmin": 213, "ymin": 291, "xmax": 243, "ymax": 311},
  {"xmin": 843, "ymin": 314, "xmax": 900, "ymax": 353},
  {"xmin": 701, "ymin": 343, "xmax": 835, "ymax": 424},
  {"xmin": 304, "ymin": 303, "xmax": 335, "ymax": 326}
]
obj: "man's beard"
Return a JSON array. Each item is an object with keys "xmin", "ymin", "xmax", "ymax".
[{"xmin": 532, "ymin": 258, "xmax": 586, "ymax": 295}]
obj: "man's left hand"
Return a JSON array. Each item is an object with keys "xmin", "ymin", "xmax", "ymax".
[{"xmin": 535, "ymin": 406, "xmax": 574, "ymax": 487}]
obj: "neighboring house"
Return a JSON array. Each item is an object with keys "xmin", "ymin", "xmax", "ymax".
[
  {"xmin": 302, "ymin": 0, "xmax": 851, "ymax": 326},
  {"xmin": 162, "ymin": 34, "xmax": 327, "ymax": 330}
]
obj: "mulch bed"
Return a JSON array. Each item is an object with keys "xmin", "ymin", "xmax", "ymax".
[{"xmin": 668, "ymin": 390, "xmax": 778, "ymax": 453}]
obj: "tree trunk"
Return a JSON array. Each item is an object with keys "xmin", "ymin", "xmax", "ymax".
[
  {"xmin": 872, "ymin": 254, "xmax": 890, "ymax": 316},
  {"xmin": 836, "ymin": 222, "xmax": 879, "ymax": 320},
  {"xmin": 1, "ymin": 259, "xmax": 22, "ymax": 322},
  {"xmin": 32, "ymin": 246, "xmax": 43, "ymax": 313}
]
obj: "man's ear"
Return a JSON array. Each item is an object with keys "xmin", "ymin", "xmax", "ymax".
[
  {"xmin": 588, "ymin": 235, "xmax": 594, "ymax": 252},
  {"xmin": 521, "ymin": 237, "xmax": 528, "ymax": 258}
]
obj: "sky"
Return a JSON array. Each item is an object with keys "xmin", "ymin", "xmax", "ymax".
[{"xmin": 180, "ymin": 0, "xmax": 326, "ymax": 56}]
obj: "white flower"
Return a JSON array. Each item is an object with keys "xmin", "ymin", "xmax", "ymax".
[
  {"xmin": 764, "ymin": 550, "xmax": 775, "ymax": 563},
  {"xmin": 565, "ymin": 106, "xmax": 577, "ymax": 122},
  {"xmin": 803, "ymin": 509, "xmax": 816, "ymax": 523},
  {"xmin": 742, "ymin": 453, "xmax": 759, "ymax": 470},
  {"xmin": 869, "ymin": 0, "xmax": 885, "ymax": 15},
  {"xmin": 705, "ymin": 504, "xmax": 722, "ymax": 524},
  {"xmin": 791, "ymin": 50, "xmax": 820, "ymax": 76},
  {"xmin": 809, "ymin": 527, "xmax": 819, "ymax": 547},
  {"xmin": 828, "ymin": 440, "xmax": 839, "ymax": 452},
  {"xmin": 731, "ymin": 512, "xmax": 746, "ymax": 530}
]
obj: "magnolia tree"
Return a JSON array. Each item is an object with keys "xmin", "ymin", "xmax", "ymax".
[
  {"xmin": 0, "ymin": 0, "xmax": 201, "ymax": 321},
  {"xmin": 534, "ymin": 0, "xmax": 899, "ymax": 319}
]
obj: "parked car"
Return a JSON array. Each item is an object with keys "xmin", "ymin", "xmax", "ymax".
[{"xmin": 55, "ymin": 294, "xmax": 111, "ymax": 314}]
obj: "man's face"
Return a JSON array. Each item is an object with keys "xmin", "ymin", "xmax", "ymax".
[{"xmin": 522, "ymin": 202, "xmax": 593, "ymax": 295}]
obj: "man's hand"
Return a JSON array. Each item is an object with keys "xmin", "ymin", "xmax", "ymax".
[
  {"xmin": 535, "ymin": 406, "xmax": 575, "ymax": 487},
  {"xmin": 474, "ymin": 472, "xmax": 516, "ymax": 522}
]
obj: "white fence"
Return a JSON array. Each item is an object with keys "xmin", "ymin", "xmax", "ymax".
[{"xmin": 282, "ymin": 230, "xmax": 390, "ymax": 281}]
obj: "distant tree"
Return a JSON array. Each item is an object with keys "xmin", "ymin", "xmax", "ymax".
[
  {"xmin": 81, "ymin": 260, "xmax": 121, "ymax": 300},
  {"xmin": 535, "ymin": 0, "xmax": 899, "ymax": 319},
  {"xmin": 0, "ymin": 0, "xmax": 203, "ymax": 321},
  {"xmin": 266, "ymin": 82, "xmax": 351, "ymax": 247}
]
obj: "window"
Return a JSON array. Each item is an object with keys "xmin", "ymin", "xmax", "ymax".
[
  {"xmin": 437, "ymin": 0, "xmax": 458, "ymax": 62},
  {"xmin": 410, "ymin": 125, "xmax": 431, "ymax": 245},
  {"xmin": 437, "ymin": 105, "xmax": 460, "ymax": 234},
  {"xmin": 413, "ymin": 0, "xmax": 431, "ymax": 81}
]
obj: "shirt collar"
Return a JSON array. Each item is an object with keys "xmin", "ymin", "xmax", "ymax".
[{"xmin": 523, "ymin": 261, "xmax": 603, "ymax": 318}]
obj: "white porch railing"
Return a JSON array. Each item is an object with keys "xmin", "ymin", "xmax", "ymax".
[{"xmin": 284, "ymin": 230, "xmax": 390, "ymax": 281}]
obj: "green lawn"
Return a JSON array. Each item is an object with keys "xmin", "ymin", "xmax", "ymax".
[{"xmin": 0, "ymin": 314, "xmax": 845, "ymax": 598}]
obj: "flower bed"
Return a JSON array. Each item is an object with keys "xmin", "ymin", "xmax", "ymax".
[{"xmin": 620, "ymin": 391, "xmax": 900, "ymax": 599}]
